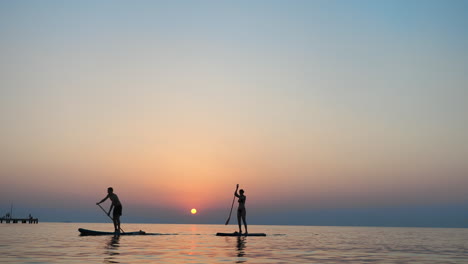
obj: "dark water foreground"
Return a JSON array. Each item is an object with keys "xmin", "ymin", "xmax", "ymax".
[{"xmin": 0, "ymin": 223, "xmax": 467, "ymax": 263}]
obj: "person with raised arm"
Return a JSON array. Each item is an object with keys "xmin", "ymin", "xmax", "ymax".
[{"xmin": 234, "ymin": 184, "xmax": 248, "ymax": 234}]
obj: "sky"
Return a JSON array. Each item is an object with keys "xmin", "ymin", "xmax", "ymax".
[{"xmin": 0, "ymin": 0, "xmax": 467, "ymax": 227}]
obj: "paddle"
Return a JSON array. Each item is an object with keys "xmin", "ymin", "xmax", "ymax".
[
  {"xmin": 97, "ymin": 204, "xmax": 125, "ymax": 233},
  {"xmin": 225, "ymin": 185, "xmax": 237, "ymax": 225}
]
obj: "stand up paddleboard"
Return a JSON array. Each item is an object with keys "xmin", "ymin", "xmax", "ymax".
[
  {"xmin": 216, "ymin": 232, "xmax": 266, "ymax": 237},
  {"xmin": 78, "ymin": 228, "xmax": 178, "ymax": 236},
  {"xmin": 79, "ymin": 228, "xmax": 146, "ymax": 236}
]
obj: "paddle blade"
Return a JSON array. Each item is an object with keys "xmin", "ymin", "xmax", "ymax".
[{"xmin": 225, "ymin": 217, "xmax": 230, "ymax": 225}]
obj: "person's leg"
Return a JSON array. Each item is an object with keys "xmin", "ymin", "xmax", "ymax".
[
  {"xmin": 116, "ymin": 216, "xmax": 121, "ymax": 232},
  {"xmin": 242, "ymin": 210, "xmax": 247, "ymax": 233},
  {"xmin": 237, "ymin": 210, "xmax": 242, "ymax": 233},
  {"xmin": 113, "ymin": 218, "xmax": 118, "ymax": 232},
  {"xmin": 113, "ymin": 205, "xmax": 122, "ymax": 233}
]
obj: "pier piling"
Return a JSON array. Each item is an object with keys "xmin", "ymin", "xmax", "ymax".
[{"xmin": 0, "ymin": 217, "xmax": 38, "ymax": 224}]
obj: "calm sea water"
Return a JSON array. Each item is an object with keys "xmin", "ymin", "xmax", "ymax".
[{"xmin": 0, "ymin": 223, "xmax": 467, "ymax": 263}]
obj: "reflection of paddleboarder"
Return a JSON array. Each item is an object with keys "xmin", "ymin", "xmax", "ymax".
[
  {"xmin": 234, "ymin": 184, "xmax": 248, "ymax": 234},
  {"xmin": 97, "ymin": 187, "xmax": 122, "ymax": 233}
]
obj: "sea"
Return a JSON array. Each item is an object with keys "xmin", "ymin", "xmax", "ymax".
[{"xmin": 0, "ymin": 223, "xmax": 467, "ymax": 263}]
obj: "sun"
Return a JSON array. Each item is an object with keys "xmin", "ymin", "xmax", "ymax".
[{"xmin": 191, "ymin": 208, "xmax": 197, "ymax": 214}]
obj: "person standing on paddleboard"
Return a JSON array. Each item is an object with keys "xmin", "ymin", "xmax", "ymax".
[
  {"xmin": 234, "ymin": 184, "xmax": 248, "ymax": 234},
  {"xmin": 97, "ymin": 187, "xmax": 122, "ymax": 233}
]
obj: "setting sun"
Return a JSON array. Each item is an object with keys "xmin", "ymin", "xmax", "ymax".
[{"xmin": 191, "ymin": 208, "xmax": 197, "ymax": 214}]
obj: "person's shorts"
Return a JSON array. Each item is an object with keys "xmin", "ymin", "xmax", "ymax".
[{"xmin": 113, "ymin": 205, "xmax": 122, "ymax": 217}]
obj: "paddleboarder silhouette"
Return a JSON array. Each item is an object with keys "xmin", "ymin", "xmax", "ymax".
[
  {"xmin": 97, "ymin": 187, "xmax": 122, "ymax": 233},
  {"xmin": 234, "ymin": 184, "xmax": 248, "ymax": 234}
]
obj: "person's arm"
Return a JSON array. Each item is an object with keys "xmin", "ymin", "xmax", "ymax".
[
  {"xmin": 108, "ymin": 204, "xmax": 114, "ymax": 216},
  {"xmin": 234, "ymin": 184, "xmax": 240, "ymax": 198},
  {"xmin": 97, "ymin": 194, "xmax": 109, "ymax": 205}
]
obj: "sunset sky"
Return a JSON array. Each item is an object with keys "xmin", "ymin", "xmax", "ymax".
[{"xmin": 1, "ymin": 0, "xmax": 467, "ymax": 227}]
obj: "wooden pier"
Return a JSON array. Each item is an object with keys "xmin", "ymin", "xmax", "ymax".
[{"xmin": 0, "ymin": 217, "xmax": 38, "ymax": 224}]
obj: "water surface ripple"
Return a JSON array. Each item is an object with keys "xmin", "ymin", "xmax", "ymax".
[{"xmin": 1, "ymin": 223, "xmax": 467, "ymax": 263}]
